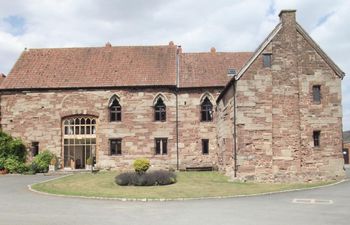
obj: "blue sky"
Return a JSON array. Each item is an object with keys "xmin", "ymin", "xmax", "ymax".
[{"xmin": 0, "ymin": 0, "xmax": 349, "ymax": 130}]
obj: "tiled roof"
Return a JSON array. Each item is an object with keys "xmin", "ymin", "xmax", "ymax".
[
  {"xmin": 344, "ymin": 131, "xmax": 350, "ymax": 143},
  {"xmin": 0, "ymin": 45, "xmax": 177, "ymax": 89},
  {"xmin": 0, "ymin": 45, "xmax": 252, "ymax": 90},
  {"xmin": 179, "ymin": 52, "xmax": 252, "ymax": 88}
]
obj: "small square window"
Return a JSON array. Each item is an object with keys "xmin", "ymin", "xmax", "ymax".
[
  {"xmin": 313, "ymin": 131, "xmax": 320, "ymax": 147},
  {"xmin": 110, "ymin": 139, "xmax": 122, "ymax": 155},
  {"xmin": 312, "ymin": 85, "xmax": 321, "ymax": 104},
  {"xmin": 202, "ymin": 139, "xmax": 209, "ymax": 154},
  {"xmin": 263, "ymin": 54, "xmax": 272, "ymax": 68},
  {"xmin": 155, "ymin": 138, "xmax": 167, "ymax": 155}
]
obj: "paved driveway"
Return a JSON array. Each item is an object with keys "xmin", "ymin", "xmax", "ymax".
[{"xmin": 0, "ymin": 173, "xmax": 349, "ymax": 225}]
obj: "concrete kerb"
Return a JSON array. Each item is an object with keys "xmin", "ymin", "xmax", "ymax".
[{"xmin": 27, "ymin": 176, "xmax": 349, "ymax": 202}]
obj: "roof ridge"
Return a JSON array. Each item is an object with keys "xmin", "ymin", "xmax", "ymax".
[
  {"xmin": 182, "ymin": 51, "xmax": 253, "ymax": 54},
  {"xmin": 26, "ymin": 44, "xmax": 177, "ymax": 51}
]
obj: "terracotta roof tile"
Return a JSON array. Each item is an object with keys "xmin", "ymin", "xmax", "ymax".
[
  {"xmin": 179, "ymin": 52, "xmax": 253, "ymax": 88},
  {"xmin": 0, "ymin": 45, "xmax": 177, "ymax": 89},
  {"xmin": 0, "ymin": 45, "xmax": 252, "ymax": 90}
]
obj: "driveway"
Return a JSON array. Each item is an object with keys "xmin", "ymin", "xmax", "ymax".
[{"xmin": 0, "ymin": 172, "xmax": 349, "ymax": 225}]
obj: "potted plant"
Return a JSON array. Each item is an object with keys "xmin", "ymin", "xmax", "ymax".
[
  {"xmin": 49, "ymin": 156, "xmax": 57, "ymax": 172},
  {"xmin": 86, "ymin": 157, "xmax": 92, "ymax": 170}
]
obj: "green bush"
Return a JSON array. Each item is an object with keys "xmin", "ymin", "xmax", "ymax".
[
  {"xmin": 32, "ymin": 150, "xmax": 54, "ymax": 173},
  {"xmin": 0, "ymin": 132, "xmax": 26, "ymax": 162},
  {"xmin": 115, "ymin": 170, "xmax": 177, "ymax": 186},
  {"xmin": 4, "ymin": 156, "xmax": 28, "ymax": 173},
  {"xmin": 133, "ymin": 158, "xmax": 150, "ymax": 174},
  {"xmin": 0, "ymin": 157, "xmax": 5, "ymax": 170},
  {"xmin": 115, "ymin": 172, "xmax": 136, "ymax": 186},
  {"xmin": 28, "ymin": 162, "xmax": 39, "ymax": 174}
]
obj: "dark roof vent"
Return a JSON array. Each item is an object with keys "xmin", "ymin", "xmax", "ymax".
[{"xmin": 227, "ymin": 68, "xmax": 237, "ymax": 77}]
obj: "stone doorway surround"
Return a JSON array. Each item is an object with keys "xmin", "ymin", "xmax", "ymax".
[{"xmin": 62, "ymin": 116, "xmax": 97, "ymax": 170}]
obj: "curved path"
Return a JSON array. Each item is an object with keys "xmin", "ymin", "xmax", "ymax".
[{"xmin": 0, "ymin": 173, "xmax": 349, "ymax": 225}]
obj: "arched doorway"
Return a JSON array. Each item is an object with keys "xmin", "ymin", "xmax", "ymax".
[{"xmin": 62, "ymin": 116, "xmax": 97, "ymax": 169}]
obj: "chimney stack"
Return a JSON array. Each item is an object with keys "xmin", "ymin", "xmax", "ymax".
[
  {"xmin": 279, "ymin": 9, "xmax": 296, "ymax": 26},
  {"xmin": 177, "ymin": 46, "xmax": 182, "ymax": 54}
]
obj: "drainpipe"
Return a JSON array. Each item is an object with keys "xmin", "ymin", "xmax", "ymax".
[
  {"xmin": 176, "ymin": 90, "xmax": 179, "ymax": 170},
  {"xmin": 175, "ymin": 46, "xmax": 181, "ymax": 170},
  {"xmin": 233, "ymin": 79, "xmax": 237, "ymax": 177}
]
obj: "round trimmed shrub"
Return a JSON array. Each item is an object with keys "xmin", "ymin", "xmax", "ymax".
[
  {"xmin": 151, "ymin": 170, "xmax": 177, "ymax": 185},
  {"xmin": 115, "ymin": 172, "xmax": 136, "ymax": 186},
  {"xmin": 133, "ymin": 158, "xmax": 150, "ymax": 174}
]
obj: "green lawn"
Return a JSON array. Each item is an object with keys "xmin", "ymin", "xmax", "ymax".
[{"xmin": 31, "ymin": 171, "xmax": 334, "ymax": 199}]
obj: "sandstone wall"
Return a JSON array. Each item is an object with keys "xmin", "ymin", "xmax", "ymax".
[
  {"xmin": 216, "ymin": 11, "xmax": 345, "ymax": 182},
  {"xmin": 177, "ymin": 89, "xmax": 221, "ymax": 169},
  {"xmin": 0, "ymin": 87, "xmax": 219, "ymax": 170},
  {"xmin": 296, "ymin": 29, "xmax": 344, "ymax": 180}
]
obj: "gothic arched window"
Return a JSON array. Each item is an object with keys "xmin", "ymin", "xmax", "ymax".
[
  {"xmin": 201, "ymin": 97, "xmax": 213, "ymax": 122},
  {"xmin": 154, "ymin": 98, "xmax": 166, "ymax": 121},
  {"xmin": 109, "ymin": 98, "xmax": 121, "ymax": 122}
]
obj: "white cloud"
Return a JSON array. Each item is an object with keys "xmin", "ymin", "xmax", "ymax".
[{"xmin": 0, "ymin": 0, "xmax": 349, "ymax": 129}]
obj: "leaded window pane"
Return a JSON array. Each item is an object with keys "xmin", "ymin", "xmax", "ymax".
[{"xmin": 201, "ymin": 97, "xmax": 213, "ymax": 121}]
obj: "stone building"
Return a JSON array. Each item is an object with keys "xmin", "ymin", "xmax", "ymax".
[
  {"xmin": 0, "ymin": 10, "xmax": 346, "ymax": 182},
  {"xmin": 216, "ymin": 10, "xmax": 345, "ymax": 182}
]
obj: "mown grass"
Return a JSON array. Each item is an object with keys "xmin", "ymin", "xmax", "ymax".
[{"xmin": 31, "ymin": 171, "xmax": 334, "ymax": 199}]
